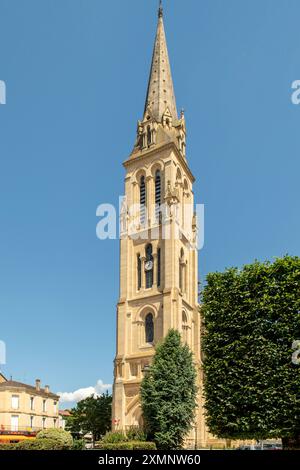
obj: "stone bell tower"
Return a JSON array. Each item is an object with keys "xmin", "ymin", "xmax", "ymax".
[{"xmin": 112, "ymin": 2, "xmax": 208, "ymax": 447}]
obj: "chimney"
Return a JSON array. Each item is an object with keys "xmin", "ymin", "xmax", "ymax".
[
  {"xmin": 35, "ymin": 379, "xmax": 41, "ymax": 391},
  {"xmin": 45, "ymin": 385, "xmax": 50, "ymax": 394}
]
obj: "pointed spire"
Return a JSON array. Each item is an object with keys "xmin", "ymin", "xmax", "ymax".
[
  {"xmin": 158, "ymin": 0, "xmax": 163, "ymax": 18},
  {"xmin": 144, "ymin": 3, "xmax": 178, "ymax": 123}
]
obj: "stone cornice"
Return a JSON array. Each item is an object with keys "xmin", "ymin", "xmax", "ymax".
[
  {"xmin": 125, "ymin": 351, "xmax": 155, "ymax": 360},
  {"xmin": 123, "ymin": 141, "xmax": 195, "ymax": 184},
  {"xmin": 0, "ymin": 384, "xmax": 59, "ymax": 400}
]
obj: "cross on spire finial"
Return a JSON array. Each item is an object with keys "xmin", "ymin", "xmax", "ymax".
[
  {"xmin": 143, "ymin": 0, "xmax": 177, "ymax": 122},
  {"xmin": 158, "ymin": 0, "xmax": 163, "ymax": 18}
]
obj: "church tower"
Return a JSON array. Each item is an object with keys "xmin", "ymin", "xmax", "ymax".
[{"xmin": 112, "ymin": 3, "xmax": 207, "ymax": 447}]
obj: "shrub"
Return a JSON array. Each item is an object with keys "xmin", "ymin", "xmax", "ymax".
[
  {"xmin": 72, "ymin": 439, "xmax": 85, "ymax": 450},
  {"xmin": 36, "ymin": 428, "xmax": 73, "ymax": 448},
  {"xmin": 35, "ymin": 438, "xmax": 67, "ymax": 450},
  {"xmin": 126, "ymin": 427, "xmax": 147, "ymax": 442},
  {"xmin": 101, "ymin": 431, "xmax": 127, "ymax": 443}
]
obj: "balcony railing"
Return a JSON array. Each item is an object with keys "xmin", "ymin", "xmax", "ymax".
[{"xmin": 0, "ymin": 426, "xmax": 42, "ymax": 436}]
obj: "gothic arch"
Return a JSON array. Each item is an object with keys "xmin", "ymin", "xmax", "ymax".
[
  {"xmin": 176, "ymin": 167, "xmax": 182, "ymax": 183},
  {"xmin": 182, "ymin": 309, "xmax": 191, "ymax": 345},
  {"xmin": 150, "ymin": 160, "xmax": 164, "ymax": 178},
  {"xmin": 127, "ymin": 398, "xmax": 143, "ymax": 427},
  {"xmin": 183, "ymin": 178, "xmax": 189, "ymax": 193},
  {"xmin": 131, "ymin": 166, "xmax": 149, "ymax": 186},
  {"xmin": 135, "ymin": 304, "xmax": 158, "ymax": 323},
  {"xmin": 133, "ymin": 169, "xmax": 147, "ymax": 185},
  {"xmin": 182, "ymin": 308, "xmax": 192, "ymax": 326}
]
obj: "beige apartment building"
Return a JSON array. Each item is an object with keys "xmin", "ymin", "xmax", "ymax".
[{"xmin": 0, "ymin": 375, "xmax": 59, "ymax": 440}]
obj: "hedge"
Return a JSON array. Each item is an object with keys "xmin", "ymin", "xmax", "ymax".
[
  {"xmin": 0, "ymin": 438, "xmax": 72, "ymax": 451},
  {"xmin": 101, "ymin": 431, "xmax": 127, "ymax": 444},
  {"xmin": 15, "ymin": 440, "xmax": 41, "ymax": 450},
  {"xmin": 17, "ymin": 438, "xmax": 68, "ymax": 450},
  {"xmin": 0, "ymin": 443, "xmax": 18, "ymax": 451},
  {"xmin": 95, "ymin": 441, "xmax": 156, "ymax": 450},
  {"xmin": 132, "ymin": 442, "xmax": 157, "ymax": 450}
]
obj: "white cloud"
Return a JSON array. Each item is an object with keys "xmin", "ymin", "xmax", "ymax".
[{"xmin": 58, "ymin": 379, "xmax": 112, "ymax": 404}]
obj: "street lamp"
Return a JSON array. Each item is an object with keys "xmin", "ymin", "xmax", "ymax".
[{"xmin": 142, "ymin": 364, "xmax": 151, "ymax": 376}]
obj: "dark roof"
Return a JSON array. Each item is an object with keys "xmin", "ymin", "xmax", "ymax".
[{"xmin": 0, "ymin": 380, "xmax": 59, "ymax": 399}]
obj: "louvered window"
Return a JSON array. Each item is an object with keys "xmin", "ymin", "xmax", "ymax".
[
  {"xmin": 155, "ymin": 170, "xmax": 161, "ymax": 222},
  {"xmin": 140, "ymin": 176, "xmax": 146, "ymax": 225}
]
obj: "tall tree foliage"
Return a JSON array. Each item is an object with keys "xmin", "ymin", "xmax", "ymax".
[
  {"xmin": 66, "ymin": 393, "xmax": 112, "ymax": 443},
  {"xmin": 201, "ymin": 256, "xmax": 300, "ymax": 448},
  {"xmin": 141, "ymin": 329, "xmax": 197, "ymax": 450}
]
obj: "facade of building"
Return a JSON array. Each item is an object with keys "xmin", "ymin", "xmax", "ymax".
[
  {"xmin": 112, "ymin": 4, "xmax": 215, "ymax": 448},
  {"xmin": 0, "ymin": 377, "xmax": 59, "ymax": 442}
]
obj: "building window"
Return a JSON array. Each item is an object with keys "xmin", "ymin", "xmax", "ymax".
[
  {"xmin": 137, "ymin": 254, "xmax": 142, "ymax": 290},
  {"xmin": 42, "ymin": 417, "xmax": 46, "ymax": 429},
  {"xmin": 11, "ymin": 415, "xmax": 19, "ymax": 431},
  {"xmin": 145, "ymin": 313, "xmax": 154, "ymax": 343},
  {"xmin": 130, "ymin": 363, "xmax": 138, "ymax": 378},
  {"xmin": 30, "ymin": 416, "xmax": 34, "ymax": 429},
  {"xmin": 155, "ymin": 170, "xmax": 161, "ymax": 221},
  {"xmin": 147, "ymin": 125, "xmax": 152, "ymax": 146},
  {"xmin": 54, "ymin": 401, "xmax": 57, "ymax": 414},
  {"xmin": 179, "ymin": 248, "xmax": 184, "ymax": 291},
  {"xmin": 182, "ymin": 311, "xmax": 188, "ymax": 344},
  {"xmin": 30, "ymin": 397, "xmax": 34, "ymax": 410},
  {"xmin": 11, "ymin": 395, "xmax": 19, "ymax": 410},
  {"xmin": 157, "ymin": 248, "xmax": 161, "ymax": 287},
  {"xmin": 145, "ymin": 244, "xmax": 153, "ymax": 289},
  {"xmin": 43, "ymin": 399, "xmax": 47, "ymax": 413},
  {"xmin": 53, "ymin": 418, "xmax": 57, "ymax": 428},
  {"xmin": 140, "ymin": 176, "xmax": 146, "ymax": 225}
]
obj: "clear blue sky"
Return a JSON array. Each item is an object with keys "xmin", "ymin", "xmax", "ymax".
[{"xmin": 0, "ymin": 0, "xmax": 299, "ymax": 399}]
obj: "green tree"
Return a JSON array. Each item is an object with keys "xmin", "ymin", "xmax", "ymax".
[
  {"xmin": 201, "ymin": 256, "xmax": 300, "ymax": 449},
  {"xmin": 141, "ymin": 329, "xmax": 197, "ymax": 450},
  {"xmin": 66, "ymin": 392, "xmax": 112, "ymax": 444}
]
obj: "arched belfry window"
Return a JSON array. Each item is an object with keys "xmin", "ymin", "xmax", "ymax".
[
  {"xmin": 145, "ymin": 244, "xmax": 153, "ymax": 289},
  {"xmin": 140, "ymin": 176, "xmax": 146, "ymax": 225},
  {"xmin": 155, "ymin": 170, "xmax": 161, "ymax": 222},
  {"xmin": 145, "ymin": 313, "xmax": 154, "ymax": 343}
]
